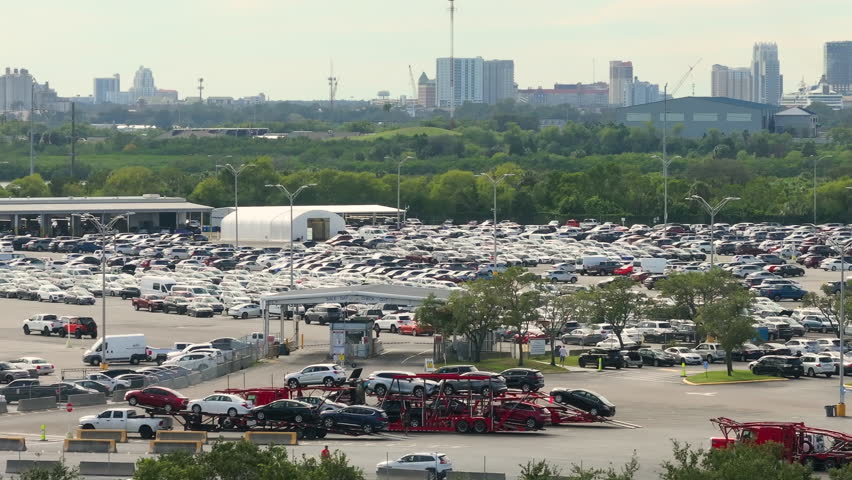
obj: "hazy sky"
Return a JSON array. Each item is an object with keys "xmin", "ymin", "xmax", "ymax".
[{"xmin": 5, "ymin": 0, "xmax": 851, "ymax": 101}]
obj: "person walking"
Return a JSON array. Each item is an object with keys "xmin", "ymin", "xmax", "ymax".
[
  {"xmin": 559, "ymin": 344, "xmax": 568, "ymax": 367},
  {"xmin": 321, "ymin": 445, "xmax": 331, "ymax": 460}
]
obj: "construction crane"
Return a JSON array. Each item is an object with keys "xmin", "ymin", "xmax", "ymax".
[
  {"xmin": 408, "ymin": 65, "xmax": 417, "ymax": 101},
  {"xmin": 671, "ymin": 58, "xmax": 701, "ymax": 97}
]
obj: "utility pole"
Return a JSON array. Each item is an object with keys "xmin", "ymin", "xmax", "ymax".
[
  {"xmin": 264, "ymin": 184, "xmax": 317, "ymax": 289},
  {"xmin": 70, "ymin": 102, "xmax": 76, "ymax": 177},
  {"xmin": 198, "ymin": 78, "xmax": 204, "ymax": 102},
  {"xmin": 686, "ymin": 195, "xmax": 740, "ymax": 269},
  {"xmin": 29, "ymin": 84, "xmax": 35, "ymax": 176},
  {"xmin": 477, "ymin": 172, "xmax": 514, "ymax": 272},
  {"xmin": 217, "ymin": 163, "xmax": 256, "ymax": 249},
  {"xmin": 328, "ymin": 62, "xmax": 338, "ymax": 111}
]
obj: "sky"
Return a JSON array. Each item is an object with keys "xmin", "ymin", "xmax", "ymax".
[{"xmin": 4, "ymin": 0, "xmax": 851, "ymax": 101}]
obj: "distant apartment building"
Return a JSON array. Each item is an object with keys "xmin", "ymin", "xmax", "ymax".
[
  {"xmin": 130, "ymin": 65, "xmax": 156, "ymax": 100},
  {"xmin": 516, "ymin": 82, "xmax": 609, "ymax": 108},
  {"xmin": 436, "ymin": 57, "xmax": 484, "ymax": 107},
  {"xmin": 825, "ymin": 41, "xmax": 852, "ymax": 95},
  {"xmin": 631, "ymin": 77, "xmax": 660, "ymax": 105},
  {"xmin": 608, "ymin": 60, "xmax": 633, "ymax": 106},
  {"xmin": 752, "ymin": 43, "xmax": 782, "ymax": 105},
  {"xmin": 417, "ymin": 72, "xmax": 436, "ymax": 107},
  {"xmin": 0, "ymin": 67, "xmax": 66, "ymax": 115},
  {"xmin": 711, "ymin": 64, "xmax": 752, "ymax": 101},
  {"xmin": 483, "ymin": 60, "xmax": 515, "ymax": 105},
  {"xmin": 93, "ymin": 74, "xmax": 120, "ymax": 104}
]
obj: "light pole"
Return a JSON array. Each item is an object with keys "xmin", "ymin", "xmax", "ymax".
[
  {"xmin": 386, "ymin": 155, "xmax": 414, "ymax": 229},
  {"xmin": 812, "ymin": 155, "xmax": 833, "ymax": 226},
  {"xmin": 652, "ymin": 154, "xmax": 682, "ymax": 236},
  {"xmin": 208, "ymin": 154, "xmax": 231, "ymax": 174},
  {"xmin": 73, "ymin": 212, "xmax": 133, "ymax": 369},
  {"xmin": 217, "ymin": 163, "xmax": 255, "ymax": 249},
  {"xmin": 477, "ymin": 173, "xmax": 514, "ymax": 272},
  {"xmin": 685, "ymin": 195, "xmax": 739, "ymax": 269},
  {"xmin": 264, "ymin": 183, "xmax": 316, "ymax": 289}
]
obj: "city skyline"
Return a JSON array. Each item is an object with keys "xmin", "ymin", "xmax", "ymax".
[{"xmin": 3, "ymin": 0, "xmax": 851, "ymax": 102}]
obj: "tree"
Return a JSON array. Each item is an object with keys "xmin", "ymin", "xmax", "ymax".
[
  {"xmin": 519, "ymin": 456, "xmax": 638, "ymax": 480},
  {"xmin": 802, "ymin": 285, "xmax": 851, "ymax": 336},
  {"xmin": 537, "ymin": 291, "xmax": 579, "ymax": 366},
  {"xmin": 573, "ymin": 278, "xmax": 647, "ymax": 348},
  {"xmin": 448, "ymin": 280, "xmax": 505, "ymax": 362},
  {"xmin": 416, "ymin": 294, "xmax": 456, "ymax": 364},
  {"xmin": 491, "ymin": 267, "xmax": 541, "ymax": 366},
  {"xmin": 102, "ymin": 166, "xmax": 161, "ymax": 196},
  {"xmin": 16, "ymin": 463, "xmax": 80, "ymax": 480},
  {"xmin": 696, "ymin": 293, "xmax": 755, "ymax": 376},
  {"xmin": 660, "ymin": 441, "xmax": 813, "ymax": 480},
  {"xmin": 657, "ymin": 270, "xmax": 744, "ymax": 321},
  {"xmin": 6, "ymin": 173, "xmax": 51, "ymax": 197}
]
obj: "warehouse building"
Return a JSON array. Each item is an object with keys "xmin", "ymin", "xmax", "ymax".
[{"xmin": 616, "ymin": 96, "xmax": 780, "ymax": 138}]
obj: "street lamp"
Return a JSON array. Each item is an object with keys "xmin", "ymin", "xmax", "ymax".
[
  {"xmin": 812, "ymin": 155, "xmax": 833, "ymax": 226},
  {"xmin": 824, "ymin": 234, "xmax": 850, "ymax": 411},
  {"xmin": 651, "ymin": 154, "xmax": 682, "ymax": 236},
  {"xmin": 264, "ymin": 183, "xmax": 317, "ymax": 289},
  {"xmin": 385, "ymin": 155, "xmax": 414, "ymax": 229},
  {"xmin": 73, "ymin": 211, "xmax": 133, "ymax": 369},
  {"xmin": 685, "ymin": 195, "xmax": 740, "ymax": 269},
  {"xmin": 208, "ymin": 154, "xmax": 232, "ymax": 174},
  {"xmin": 477, "ymin": 173, "xmax": 515, "ymax": 272},
  {"xmin": 217, "ymin": 163, "xmax": 255, "ymax": 249}
]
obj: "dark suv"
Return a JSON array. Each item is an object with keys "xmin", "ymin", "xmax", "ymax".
[
  {"xmin": 578, "ymin": 349, "xmax": 625, "ymax": 369},
  {"xmin": 434, "ymin": 365, "xmax": 478, "ymax": 375},
  {"xmin": 499, "ymin": 368, "xmax": 545, "ymax": 392},
  {"xmin": 303, "ymin": 305, "xmax": 343, "ymax": 325},
  {"xmin": 749, "ymin": 355, "xmax": 803, "ymax": 379},
  {"xmin": 586, "ymin": 261, "xmax": 621, "ymax": 276}
]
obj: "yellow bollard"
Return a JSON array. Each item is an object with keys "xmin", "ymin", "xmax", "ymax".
[
  {"xmin": 838, "ymin": 403, "xmax": 847, "ymax": 417},
  {"xmin": 681, "ymin": 361, "xmax": 687, "ymax": 377},
  {"xmin": 300, "ymin": 334, "xmax": 304, "ymax": 349},
  {"xmin": 40, "ymin": 424, "xmax": 46, "ymax": 441},
  {"xmin": 598, "ymin": 357, "xmax": 603, "ymax": 371}
]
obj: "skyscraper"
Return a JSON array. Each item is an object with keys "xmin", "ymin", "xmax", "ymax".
[
  {"xmin": 631, "ymin": 77, "xmax": 660, "ymax": 105},
  {"xmin": 711, "ymin": 64, "xmax": 752, "ymax": 101},
  {"xmin": 0, "ymin": 68, "xmax": 34, "ymax": 112},
  {"xmin": 482, "ymin": 60, "xmax": 515, "ymax": 105},
  {"xmin": 608, "ymin": 61, "xmax": 633, "ymax": 106},
  {"xmin": 130, "ymin": 65, "xmax": 156, "ymax": 100},
  {"xmin": 824, "ymin": 41, "xmax": 852, "ymax": 94},
  {"xmin": 93, "ymin": 74, "xmax": 120, "ymax": 104},
  {"xmin": 417, "ymin": 72, "xmax": 436, "ymax": 107},
  {"xmin": 436, "ymin": 57, "xmax": 484, "ymax": 108},
  {"xmin": 752, "ymin": 43, "xmax": 781, "ymax": 105}
]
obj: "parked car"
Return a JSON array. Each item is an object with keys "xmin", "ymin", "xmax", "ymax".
[
  {"xmin": 188, "ymin": 394, "xmax": 251, "ymax": 417},
  {"xmin": 561, "ymin": 329, "xmax": 605, "ymax": 346},
  {"xmin": 364, "ymin": 371, "xmax": 438, "ymax": 397},
  {"xmin": 577, "ymin": 349, "xmax": 625, "ymax": 369},
  {"xmin": 77, "ymin": 408, "xmax": 170, "ymax": 439},
  {"xmin": 433, "ymin": 365, "xmax": 478, "ymax": 375},
  {"xmin": 440, "ymin": 371, "xmax": 507, "ymax": 396},
  {"xmin": 757, "ymin": 285, "xmax": 807, "ymax": 302},
  {"xmin": 731, "ymin": 343, "xmax": 764, "ymax": 362},
  {"xmin": 229, "ymin": 303, "xmax": 262, "ymax": 319},
  {"xmin": 60, "ymin": 316, "xmax": 98, "ymax": 339},
  {"xmin": 319, "ymin": 405, "xmax": 389, "ymax": 433},
  {"xmin": 249, "ymin": 399, "xmax": 316, "ymax": 423},
  {"xmin": 84, "ymin": 373, "xmax": 130, "ymax": 390},
  {"xmin": 549, "ymin": 388, "xmax": 616, "ymax": 417},
  {"xmin": 162, "ymin": 296, "xmax": 191, "ymax": 314},
  {"xmin": 636, "ymin": 348, "xmax": 676, "ymax": 366},
  {"xmin": 397, "ymin": 321, "xmax": 434, "ymax": 336},
  {"xmin": 0, "ymin": 362, "xmax": 33, "ymax": 383},
  {"xmin": 186, "ymin": 301, "xmax": 215, "ymax": 318},
  {"xmin": 694, "ymin": 343, "xmax": 726, "ymax": 363},
  {"xmin": 499, "ymin": 368, "xmax": 545, "ymax": 392},
  {"xmin": 799, "ymin": 353, "xmax": 834, "ymax": 378},
  {"xmin": 749, "ymin": 355, "xmax": 804, "ymax": 378},
  {"xmin": 22, "ymin": 314, "xmax": 64, "ymax": 336},
  {"xmin": 124, "ymin": 386, "xmax": 189, "ymax": 412},
  {"xmin": 132, "ymin": 294, "xmax": 165, "ymax": 312},
  {"xmin": 303, "ymin": 304, "xmax": 343, "ymax": 325},
  {"xmin": 9, "ymin": 357, "xmax": 54, "ymax": 376},
  {"xmin": 663, "ymin": 347, "xmax": 702, "ymax": 365},
  {"xmin": 376, "ymin": 453, "xmax": 452, "ymax": 480},
  {"xmin": 73, "ymin": 380, "xmax": 114, "ymax": 394},
  {"xmin": 62, "ymin": 288, "xmax": 96, "ymax": 305},
  {"xmin": 285, "ymin": 364, "xmax": 347, "ymax": 388}
]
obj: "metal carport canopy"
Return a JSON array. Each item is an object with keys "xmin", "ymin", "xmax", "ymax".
[{"xmin": 260, "ymin": 285, "xmax": 452, "ymax": 307}]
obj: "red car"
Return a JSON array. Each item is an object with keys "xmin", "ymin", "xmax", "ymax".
[
  {"xmin": 613, "ymin": 264, "xmax": 634, "ymax": 275},
  {"xmin": 398, "ymin": 321, "xmax": 434, "ymax": 336},
  {"xmin": 125, "ymin": 387, "xmax": 188, "ymax": 412},
  {"xmin": 491, "ymin": 401, "xmax": 547, "ymax": 430},
  {"xmin": 132, "ymin": 294, "xmax": 165, "ymax": 312}
]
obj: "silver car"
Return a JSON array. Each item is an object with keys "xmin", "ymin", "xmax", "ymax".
[{"xmin": 364, "ymin": 371, "xmax": 438, "ymax": 397}]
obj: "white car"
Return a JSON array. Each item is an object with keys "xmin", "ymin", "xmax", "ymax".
[
  {"xmin": 37, "ymin": 285, "xmax": 66, "ymax": 302},
  {"xmin": 187, "ymin": 394, "xmax": 252, "ymax": 417},
  {"xmin": 230, "ymin": 303, "xmax": 262, "ymax": 319},
  {"xmin": 374, "ymin": 313, "xmax": 415, "ymax": 333},
  {"xmin": 595, "ymin": 337, "xmax": 638, "ymax": 349},
  {"xmin": 85, "ymin": 373, "xmax": 130, "ymax": 390},
  {"xmin": 785, "ymin": 339, "xmax": 819, "ymax": 354},
  {"xmin": 377, "ymin": 452, "xmax": 453, "ymax": 478},
  {"xmin": 162, "ymin": 353, "xmax": 215, "ymax": 371},
  {"xmin": 815, "ymin": 337, "xmax": 844, "ymax": 352},
  {"xmin": 663, "ymin": 347, "xmax": 702, "ymax": 365},
  {"xmin": 546, "ymin": 270, "xmax": 578, "ymax": 283},
  {"xmin": 9, "ymin": 357, "xmax": 54, "ymax": 375},
  {"xmin": 694, "ymin": 343, "xmax": 727, "ymax": 363},
  {"xmin": 285, "ymin": 364, "xmax": 347, "ymax": 388},
  {"xmin": 800, "ymin": 353, "xmax": 835, "ymax": 378},
  {"xmin": 820, "ymin": 259, "xmax": 852, "ymax": 271}
]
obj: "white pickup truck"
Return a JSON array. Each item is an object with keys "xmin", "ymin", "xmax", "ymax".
[
  {"xmin": 78, "ymin": 408, "xmax": 172, "ymax": 439},
  {"xmin": 22, "ymin": 314, "xmax": 64, "ymax": 336}
]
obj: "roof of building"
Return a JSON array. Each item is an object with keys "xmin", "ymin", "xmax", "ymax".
[
  {"xmin": 219, "ymin": 205, "xmax": 399, "ymax": 221},
  {"xmin": 260, "ymin": 284, "xmax": 452, "ymax": 306},
  {"xmin": 0, "ymin": 195, "xmax": 211, "ymax": 215},
  {"xmin": 776, "ymin": 106, "xmax": 816, "ymax": 116},
  {"xmin": 617, "ymin": 96, "xmax": 778, "ymax": 111}
]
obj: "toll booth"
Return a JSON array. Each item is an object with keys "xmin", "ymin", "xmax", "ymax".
[{"xmin": 329, "ymin": 318, "xmax": 376, "ymax": 363}]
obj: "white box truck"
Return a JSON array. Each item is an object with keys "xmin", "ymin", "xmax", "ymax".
[
  {"xmin": 140, "ymin": 275, "xmax": 177, "ymax": 296},
  {"xmin": 83, "ymin": 334, "xmax": 148, "ymax": 366},
  {"xmin": 637, "ymin": 257, "xmax": 667, "ymax": 274}
]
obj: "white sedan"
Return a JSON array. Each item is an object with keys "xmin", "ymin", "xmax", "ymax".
[
  {"xmin": 162, "ymin": 353, "xmax": 215, "ymax": 371},
  {"xmin": 85, "ymin": 373, "xmax": 130, "ymax": 390},
  {"xmin": 9, "ymin": 357, "xmax": 54, "ymax": 375},
  {"xmin": 230, "ymin": 303, "xmax": 262, "ymax": 319},
  {"xmin": 595, "ymin": 337, "xmax": 638, "ymax": 349},
  {"xmin": 664, "ymin": 347, "xmax": 702, "ymax": 365},
  {"xmin": 377, "ymin": 453, "xmax": 453, "ymax": 478},
  {"xmin": 187, "ymin": 394, "xmax": 251, "ymax": 417}
]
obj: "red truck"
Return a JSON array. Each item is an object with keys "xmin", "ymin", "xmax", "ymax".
[
  {"xmin": 711, "ymin": 417, "xmax": 852, "ymax": 471},
  {"xmin": 132, "ymin": 294, "xmax": 165, "ymax": 312}
]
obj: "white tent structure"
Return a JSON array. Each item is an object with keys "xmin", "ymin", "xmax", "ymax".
[{"xmin": 220, "ymin": 206, "xmax": 346, "ymax": 243}]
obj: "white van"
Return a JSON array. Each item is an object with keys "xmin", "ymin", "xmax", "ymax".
[
  {"xmin": 577, "ymin": 255, "xmax": 608, "ymax": 273},
  {"xmin": 83, "ymin": 334, "xmax": 147, "ymax": 366},
  {"xmin": 140, "ymin": 275, "xmax": 177, "ymax": 296},
  {"xmin": 637, "ymin": 257, "xmax": 667, "ymax": 274}
]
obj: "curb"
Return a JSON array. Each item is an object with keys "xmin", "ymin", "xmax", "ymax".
[{"xmin": 682, "ymin": 377, "xmax": 788, "ymax": 386}]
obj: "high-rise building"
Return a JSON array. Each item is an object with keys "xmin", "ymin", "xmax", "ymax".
[
  {"xmin": 93, "ymin": 74, "xmax": 120, "ymax": 104},
  {"xmin": 631, "ymin": 77, "xmax": 660, "ymax": 105},
  {"xmin": 0, "ymin": 67, "xmax": 34, "ymax": 112},
  {"xmin": 517, "ymin": 82, "xmax": 609, "ymax": 108},
  {"xmin": 130, "ymin": 65, "xmax": 156, "ymax": 100},
  {"xmin": 711, "ymin": 64, "xmax": 752, "ymax": 101},
  {"xmin": 417, "ymin": 72, "xmax": 437, "ymax": 107},
  {"xmin": 608, "ymin": 61, "xmax": 634, "ymax": 106},
  {"xmin": 436, "ymin": 57, "xmax": 484, "ymax": 108},
  {"xmin": 824, "ymin": 41, "xmax": 852, "ymax": 95},
  {"xmin": 483, "ymin": 60, "xmax": 515, "ymax": 105},
  {"xmin": 752, "ymin": 43, "xmax": 782, "ymax": 105}
]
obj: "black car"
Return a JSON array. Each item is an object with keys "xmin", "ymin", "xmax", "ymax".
[
  {"xmin": 758, "ymin": 344, "xmax": 793, "ymax": 356},
  {"xmin": 749, "ymin": 355, "xmax": 804, "ymax": 378},
  {"xmin": 211, "ymin": 259, "xmax": 238, "ymax": 270},
  {"xmin": 550, "ymin": 388, "xmax": 616, "ymax": 417},
  {"xmin": 499, "ymin": 368, "xmax": 545, "ymax": 392},
  {"xmin": 119, "ymin": 287, "xmax": 141, "ymax": 300},
  {"xmin": 319, "ymin": 405, "xmax": 389, "ymax": 433},
  {"xmin": 638, "ymin": 348, "xmax": 677, "ymax": 367},
  {"xmin": 434, "ymin": 365, "xmax": 478, "ymax": 375},
  {"xmin": 101, "ymin": 369, "xmax": 138, "ymax": 379},
  {"xmin": 73, "ymin": 380, "xmax": 113, "ymax": 394},
  {"xmin": 643, "ymin": 275, "xmax": 668, "ymax": 290},
  {"xmin": 162, "ymin": 296, "xmax": 190, "ymax": 314},
  {"xmin": 731, "ymin": 344, "xmax": 763, "ymax": 362},
  {"xmin": 50, "ymin": 382, "xmax": 98, "ymax": 402},
  {"xmin": 578, "ymin": 349, "xmax": 624, "ymax": 369},
  {"xmin": 773, "ymin": 265, "xmax": 804, "ymax": 277},
  {"xmin": 441, "ymin": 371, "xmax": 508, "ymax": 396},
  {"xmin": 113, "ymin": 374, "xmax": 151, "ymax": 388},
  {"xmin": 250, "ymin": 399, "xmax": 316, "ymax": 423}
]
